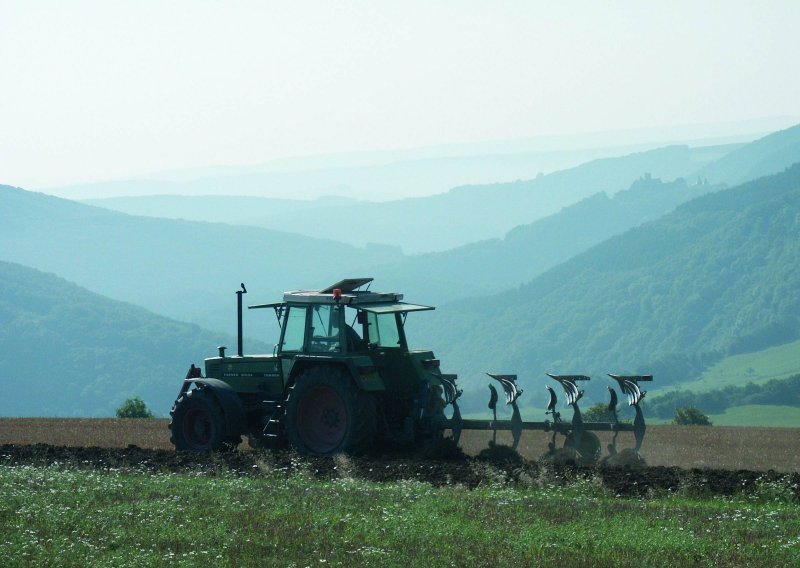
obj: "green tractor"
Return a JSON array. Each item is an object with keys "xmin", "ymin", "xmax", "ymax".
[{"xmin": 169, "ymin": 278, "xmax": 450, "ymax": 456}]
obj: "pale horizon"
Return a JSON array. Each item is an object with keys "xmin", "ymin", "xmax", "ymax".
[{"xmin": 2, "ymin": 1, "xmax": 799, "ymax": 193}]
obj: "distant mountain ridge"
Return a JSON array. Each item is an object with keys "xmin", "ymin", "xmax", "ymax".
[
  {"xmin": 54, "ymin": 118, "xmax": 781, "ymax": 200},
  {"xmin": 84, "ymin": 144, "xmax": 723, "ymax": 253},
  {"xmin": 80, "ymin": 125, "xmax": 800, "ymax": 256},
  {"xmin": 0, "ymin": 184, "xmax": 400, "ymax": 334}
]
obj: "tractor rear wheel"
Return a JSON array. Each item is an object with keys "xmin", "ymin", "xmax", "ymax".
[
  {"xmin": 284, "ymin": 367, "xmax": 376, "ymax": 456},
  {"xmin": 169, "ymin": 388, "xmax": 227, "ymax": 451}
]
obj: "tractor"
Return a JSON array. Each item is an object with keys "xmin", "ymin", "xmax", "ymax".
[
  {"xmin": 169, "ymin": 278, "xmax": 652, "ymax": 462},
  {"xmin": 169, "ymin": 278, "xmax": 450, "ymax": 455}
]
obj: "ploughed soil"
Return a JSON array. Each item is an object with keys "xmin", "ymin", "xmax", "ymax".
[
  {"xmin": 2, "ymin": 441, "xmax": 799, "ymax": 499},
  {"xmin": 3, "ymin": 418, "xmax": 799, "ymax": 471}
]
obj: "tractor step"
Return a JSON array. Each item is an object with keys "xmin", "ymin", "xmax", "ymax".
[
  {"xmin": 263, "ymin": 421, "xmax": 281, "ymax": 438},
  {"xmin": 262, "ymin": 401, "xmax": 283, "ymax": 439}
]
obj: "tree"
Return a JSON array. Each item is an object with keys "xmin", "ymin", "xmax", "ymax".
[
  {"xmin": 116, "ymin": 397, "xmax": 154, "ymax": 419},
  {"xmin": 673, "ymin": 406, "xmax": 712, "ymax": 426},
  {"xmin": 582, "ymin": 402, "xmax": 615, "ymax": 422}
]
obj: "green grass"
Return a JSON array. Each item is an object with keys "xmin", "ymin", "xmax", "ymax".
[
  {"xmin": 707, "ymin": 405, "xmax": 800, "ymax": 427},
  {"xmin": 655, "ymin": 339, "xmax": 800, "ymax": 397},
  {"xmin": 3, "ymin": 464, "xmax": 800, "ymax": 567}
]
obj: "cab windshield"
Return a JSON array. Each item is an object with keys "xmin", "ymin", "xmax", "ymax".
[{"xmin": 309, "ymin": 304, "xmax": 342, "ymax": 353}]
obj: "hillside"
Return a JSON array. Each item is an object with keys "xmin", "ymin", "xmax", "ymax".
[
  {"xmin": 0, "ymin": 184, "xmax": 400, "ymax": 334},
  {"xmin": 650, "ymin": 338, "xmax": 800, "ymax": 397},
  {"xmin": 0, "ymin": 261, "xmax": 243, "ymax": 417},
  {"xmin": 371, "ymin": 175, "xmax": 719, "ymax": 304},
  {"xmin": 84, "ymin": 145, "xmax": 718, "ymax": 253},
  {"xmin": 412, "ymin": 164, "xmax": 800, "ymax": 410},
  {"xmin": 694, "ymin": 123, "xmax": 800, "ymax": 186}
]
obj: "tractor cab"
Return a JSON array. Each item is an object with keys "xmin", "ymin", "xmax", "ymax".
[
  {"xmin": 249, "ymin": 278, "xmax": 437, "ymax": 391},
  {"xmin": 253, "ymin": 277, "xmax": 433, "ymax": 355}
]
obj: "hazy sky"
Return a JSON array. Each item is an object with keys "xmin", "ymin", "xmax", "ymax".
[{"xmin": 2, "ymin": 1, "xmax": 799, "ymax": 188}]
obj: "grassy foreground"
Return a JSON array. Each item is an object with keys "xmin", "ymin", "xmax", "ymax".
[{"xmin": 2, "ymin": 463, "xmax": 800, "ymax": 567}]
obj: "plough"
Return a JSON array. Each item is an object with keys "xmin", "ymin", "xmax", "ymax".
[{"xmin": 440, "ymin": 372, "xmax": 652, "ymax": 463}]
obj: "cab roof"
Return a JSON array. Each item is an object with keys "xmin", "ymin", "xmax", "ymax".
[{"xmin": 248, "ymin": 278, "xmax": 434, "ymax": 313}]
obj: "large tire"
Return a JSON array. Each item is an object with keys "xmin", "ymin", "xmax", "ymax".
[
  {"xmin": 169, "ymin": 388, "xmax": 227, "ymax": 451},
  {"xmin": 284, "ymin": 367, "xmax": 376, "ymax": 456}
]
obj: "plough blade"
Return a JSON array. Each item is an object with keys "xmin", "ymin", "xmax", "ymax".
[
  {"xmin": 442, "ymin": 371, "xmax": 654, "ymax": 462},
  {"xmin": 608, "ymin": 374, "xmax": 651, "ymax": 451},
  {"xmin": 486, "ymin": 373, "xmax": 523, "ymax": 449}
]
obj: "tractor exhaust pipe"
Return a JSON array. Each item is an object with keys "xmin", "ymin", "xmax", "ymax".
[{"xmin": 236, "ymin": 283, "xmax": 247, "ymax": 357}]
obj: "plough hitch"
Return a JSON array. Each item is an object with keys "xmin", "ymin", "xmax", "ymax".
[{"xmin": 443, "ymin": 372, "xmax": 653, "ymax": 462}]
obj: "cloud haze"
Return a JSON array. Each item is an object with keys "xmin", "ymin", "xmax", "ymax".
[{"xmin": 1, "ymin": 1, "xmax": 798, "ymax": 189}]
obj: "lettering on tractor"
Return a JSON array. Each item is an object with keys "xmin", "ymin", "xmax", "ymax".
[{"xmin": 169, "ymin": 279, "xmax": 653, "ymax": 463}]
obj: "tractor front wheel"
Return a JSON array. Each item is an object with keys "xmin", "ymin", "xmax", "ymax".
[
  {"xmin": 169, "ymin": 388, "xmax": 227, "ymax": 451},
  {"xmin": 284, "ymin": 367, "xmax": 376, "ymax": 456}
]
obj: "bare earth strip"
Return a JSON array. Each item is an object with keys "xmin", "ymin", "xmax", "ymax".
[
  {"xmin": 1, "ymin": 418, "xmax": 798, "ymax": 472},
  {"xmin": 0, "ymin": 418, "xmax": 173, "ymax": 450}
]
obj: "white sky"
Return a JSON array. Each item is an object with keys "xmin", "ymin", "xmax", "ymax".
[{"xmin": 1, "ymin": 0, "xmax": 799, "ymax": 189}]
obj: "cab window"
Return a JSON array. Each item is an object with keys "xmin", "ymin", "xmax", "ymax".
[
  {"xmin": 281, "ymin": 306, "xmax": 307, "ymax": 352},
  {"xmin": 367, "ymin": 312, "xmax": 401, "ymax": 348}
]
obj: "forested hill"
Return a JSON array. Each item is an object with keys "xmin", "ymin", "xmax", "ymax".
[
  {"xmin": 0, "ymin": 261, "xmax": 241, "ymax": 417},
  {"xmin": 372, "ymin": 175, "xmax": 719, "ymax": 304},
  {"xmin": 415, "ymin": 163, "xmax": 800, "ymax": 404}
]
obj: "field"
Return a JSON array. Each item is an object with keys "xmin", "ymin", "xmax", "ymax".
[
  {"xmin": 3, "ymin": 419, "xmax": 800, "ymax": 566},
  {"xmin": 1, "ymin": 418, "xmax": 799, "ymax": 471},
  {"xmin": 708, "ymin": 404, "xmax": 800, "ymax": 427},
  {"xmin": 651, "ymin": 339, "xmax": 800, "ymax": 397}
]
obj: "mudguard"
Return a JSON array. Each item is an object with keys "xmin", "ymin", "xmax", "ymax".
[
  {"xmin": 287, "ymin": 355, "xmax": 386, "ymax": 392},
  {"xmin": 182, "ymin": 377, "xmax": 245, "ymax": 437}
]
